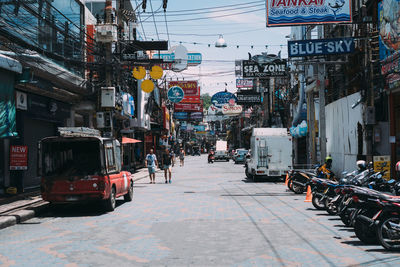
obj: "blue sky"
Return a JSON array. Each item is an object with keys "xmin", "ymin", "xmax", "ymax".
[{"xmin": 136, "ymin": 0, "xmax": 290, "ymax": 95}]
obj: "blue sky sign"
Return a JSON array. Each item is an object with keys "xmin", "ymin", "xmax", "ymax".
[
  {"xmin": 168, "ymin": 86, "xmax": 185, "ymax": 103},
  {"xmin": 288, "ymin": 38, "xmax": 354, "ymax": 57},
  {"xmin": 266, "ymin": 0, "xmax": 352, "ymax": 26}
]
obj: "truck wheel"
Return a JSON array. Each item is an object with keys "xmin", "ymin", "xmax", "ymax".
[
  {"xmin": 124, "ymin": 180, "xmax": 134, "ymax": 202},
  {"xmin": 104, "ymin": 187, "xmax": 116, "ymax": 212},
  {"xmin": 253, "ymin": 175, "xmax": 259, "ymax": 183}
]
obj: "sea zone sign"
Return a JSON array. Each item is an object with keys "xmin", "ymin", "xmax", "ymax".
[
  {"xmin": 242, "ymin": 60, "xmax": 287, "ymax": 78},
  {"xmin": 288, "ymin": 38, "xmax": 354, "ymax": 57},
  {"xmin": 266, "ymin": 0, "xmax": 352, "ymax": 27}
]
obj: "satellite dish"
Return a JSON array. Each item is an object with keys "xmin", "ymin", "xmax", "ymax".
[{"xmin": 172, "ymin": 45, "xmax": 188, "ymax": 72}]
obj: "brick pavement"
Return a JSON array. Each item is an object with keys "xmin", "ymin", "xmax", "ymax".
[{"xmin": 0, "ymin": 156, "xmax": 399, "ymax": 266}]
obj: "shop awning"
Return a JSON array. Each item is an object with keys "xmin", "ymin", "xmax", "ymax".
[{"xmin": 122, "ymin": 137, "xmax": 142, "ymax": 144}]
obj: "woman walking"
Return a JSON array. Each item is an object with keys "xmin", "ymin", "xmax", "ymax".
[{"xmin": 179, "ymin": 148, "xmax": 185, "ymax": 167}]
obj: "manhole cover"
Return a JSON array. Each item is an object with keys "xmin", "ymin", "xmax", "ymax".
[{"xmin": 184, "ymin": 191, "xmax": 195, "ymax": 194}]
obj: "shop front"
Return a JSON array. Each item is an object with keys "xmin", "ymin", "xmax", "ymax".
[{"xmin": 389, "ymin": 91, "xmax": 400, "ymax": 177}]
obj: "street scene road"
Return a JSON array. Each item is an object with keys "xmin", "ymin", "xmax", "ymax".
[{"xmin": 1, "ymin": 156, "xmax": 399, "ymax": 267}]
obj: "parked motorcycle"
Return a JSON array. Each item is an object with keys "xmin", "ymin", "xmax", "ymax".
[{"xmin": 208, "ymin": 154, "xmax": 215, "ymax": 164}]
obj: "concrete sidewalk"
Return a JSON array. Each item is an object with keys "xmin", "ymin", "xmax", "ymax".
[{"xmin": 0, "ymin": 167, "xmax": 158, "ymax": 230}]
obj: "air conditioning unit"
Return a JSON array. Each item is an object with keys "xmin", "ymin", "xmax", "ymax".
[
  {"xmin": 101, "ymin": 87, "xmax": 115, "ymax": 108},
  {"xmin": 95, "ymin": 24, "xmax": 118, "ymax": 43}
]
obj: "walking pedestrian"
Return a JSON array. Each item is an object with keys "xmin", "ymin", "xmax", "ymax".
[
  {"xmin": 145, "ymin": 149, "xmax": 158, "ymax": 184},
  {"xmin": 179, "ymin": 148, "xmax": 185, "ymax": 167},
  {"xmin": 162, "ymin": 148, "xmax": 174, "ymax": 183}
]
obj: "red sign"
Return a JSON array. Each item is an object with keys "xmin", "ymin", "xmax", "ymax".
[
  {"xmin": 168, "ymin": 81, "xmax": 200, "ymax": 103},
  {"xmin": 174, "ymin": 102, "xmax": 202, "ymax": 112},
  {"xmin": 10, "ymin": 145, "xmax": 28, "ymax": 170}
]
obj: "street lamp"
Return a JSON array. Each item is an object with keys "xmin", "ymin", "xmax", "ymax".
[{"xmin": 215, "ymin": 35, "xmax": 227, "ymax": 48}]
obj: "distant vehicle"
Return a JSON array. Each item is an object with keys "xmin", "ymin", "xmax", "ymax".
[
  {"xmin": 234, "ymin": 149, "xmax": 248, "ymax": 164},
  {"xmin": 39, "ymin": 127, "xmax": 134, "ymax": 212},
  {"xmin": 245, "ymin": 128, "xmax": 292, "ymax": 182},
  {"xmin": 214, "ymin": 140, "xmax": 229, "ymax": 161}
]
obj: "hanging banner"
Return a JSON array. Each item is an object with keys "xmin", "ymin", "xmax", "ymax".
[
  {"xmin": 288, "ymin": 38, "xmax": 354, "ymax": 57},
  {"xmin": 236, "ymin": 79, "xmax": 254, "ymax": 88},
  {"xmin": 266, "ymin": 0, "xmax": 352, "ymax": 27},
  {"xmin": 168, "ymin": 81, "xmax": 200, "ymax": 103},
  {"xmin": 242, "ymin": 60, "xmax": 287, "ymax": 78}
]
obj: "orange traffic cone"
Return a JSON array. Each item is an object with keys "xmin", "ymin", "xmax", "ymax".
[
  {"xmin": 304, "ymin": 185, "xmax": 312, "ymax": 202},
  {"xmin": 285, "ymin": 173, "xmax": 289, "ymax": 186}
]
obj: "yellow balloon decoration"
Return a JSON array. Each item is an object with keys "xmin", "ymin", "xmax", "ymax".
[
  {"xmin": 141, "ymin": 80, "xmax": 154, "ymax": 93},
  {"xmin": 132, "ymin": 66, "xmax": 146, "ymax": 80},
  {"xmin": 149, "ymin": 65, "xmax": 163, "ymax": 79}
]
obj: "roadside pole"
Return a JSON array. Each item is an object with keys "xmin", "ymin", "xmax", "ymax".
[{"xmin": 318, "ymin": 63, "xmax": 326, "ymax": 161}]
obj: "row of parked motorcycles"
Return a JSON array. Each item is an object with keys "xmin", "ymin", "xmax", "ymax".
[{"xmin": 287, "ymin": 161, "xmax": 400, "ymax": 251}]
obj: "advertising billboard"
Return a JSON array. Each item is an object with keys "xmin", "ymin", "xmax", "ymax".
[
  {"xmin": 10, "ymin": 145, "xmax": 28, "ymax": 170},
  {"xmin": 266, "ymin": 0, "xmax": 352, "ymax": 27},
  {"xmin": 242, "ymin": 60, "xmax": 287, "ymax": 78},
  {"xmin": 236, "ymin": 79, "xmax": 254, "ymax": 88},
  {"xmin": 288, "ymin": 38, "xmax": 354, "ymax": 57},
  {"xmin": 174, "ymin": 102, "xmax": 203, "ymax": 112},
  {"xmin": 168, "ymin": 81, "xmax": 200, "ymax": 103},
  {"xmin": 237, "ymin": 91, "xmax": 262, "ymax": 105}
]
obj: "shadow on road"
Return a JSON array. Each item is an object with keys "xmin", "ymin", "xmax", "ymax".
[{"xmin": 38, "ymin": 199, "xmax": 127, "ymax": 218}]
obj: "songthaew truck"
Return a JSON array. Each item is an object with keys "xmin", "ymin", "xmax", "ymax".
[{"xmin": 245, "ymin": 128, "xmax": 292, "ymax": 182}]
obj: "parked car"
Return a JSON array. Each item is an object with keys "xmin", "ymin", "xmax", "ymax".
[{"xmin": 234, "ymin": 149, "xmax": 248, "ymax": 164}]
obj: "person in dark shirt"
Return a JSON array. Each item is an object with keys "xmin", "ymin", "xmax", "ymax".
[{"xmin": 162, "ymin": 148, "xmax": 174, "ymax": 183}]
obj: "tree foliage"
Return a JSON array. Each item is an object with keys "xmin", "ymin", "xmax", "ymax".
[{"xmin": 201, "ymin": 93, "xmax": 212, "ymax": 110}]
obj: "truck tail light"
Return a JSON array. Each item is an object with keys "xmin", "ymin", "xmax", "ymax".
[{"xmin": 257, "ymin": 171, "xmax": 265, "ymax": 174}]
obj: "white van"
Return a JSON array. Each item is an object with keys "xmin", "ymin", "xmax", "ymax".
[{"xmin": 245, "ymin": 128, "xmax": 292, "ymax": 182}]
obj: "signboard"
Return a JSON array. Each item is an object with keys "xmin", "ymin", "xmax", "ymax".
[
  {"xmin": 373, "ymin": 155, "xmax": 391, "ymax": 180},
  {"xmin": 10, "ymin": 145, "xmax": 28, "ymax": 170},
  {"xmin": 237, "ymin": 91, "xmax": 262, "ymax": 105},
  {"xmin": 288, "ymin": 38, "xmax": 354, "ymax": 57},
  {"xmin": 167, "ymin": 86, "xmax": 185, "ymax": 103},
  {"xmin": 266, "ymin": 0, "xmax": 352, "ymax": 27},
  {"xmin": 236, "ymin": 79, "xmax": 254, "ymax": 88},
  {"xmin": 194, "ymin": 125, "xmax": 206, "ymax": 132},
  {"xmin": 16, "ymin": 91, "xmax": 27, "ymax": 110},
  {"xmin": 222, "ymin": 104, "xmax": 243, "ymax": 116},
  {"xmin": 242, "ymin": 60, "xmax": 287, "ymax": 78},
  {"xmin": 153, "ymin": 52, "xmax": 202, "ymax": 66},
  {"xmin": 190, "ymin": 112, "xmax": 203, "ymax": 121},
  {"xmin": 174, "ymin": 102, "xmax": 203, "ymax": 112},
  {"xmin": 211, "ymin": 91, "xmax": 238, "ymax": 108},
  {"xmin": 168, "ymin": 81, "xmax": 200, "ymax": 103},
  {"xmin": 174, "ymin": 112, "xmax": 188, "ymax": 120}
]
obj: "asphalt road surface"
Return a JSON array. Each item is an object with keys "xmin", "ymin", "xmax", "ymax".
[{"xmin": 1, "ymin": 155, "xmax": 400, "ymax": 266}]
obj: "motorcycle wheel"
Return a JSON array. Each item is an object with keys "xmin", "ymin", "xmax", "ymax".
[
  {"xmin": 312, "ymin": 194, "xmax": 325, "ymax": 210},
  {"xmin": 377, "ymin": 216, "xmax": 400, "ymax": 251},
  {"xmin": 291, "ymin": 182, "xmax": 305, "ymax": 194},
  {"xmin": 354, "ymin": 212, "xmax": 378, "ymax": 244},
  {"xmin": 324, "ymin": 197, "xmax": 338, "ymax": 215}
]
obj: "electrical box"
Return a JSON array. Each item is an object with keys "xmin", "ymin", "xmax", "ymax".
[
  {"xmin": 96, "ymin": 112, "xmax": 105, "ymax": 128},
  {"xmin": 364, "ymin": 106, "xmax": 375, "ymax": 125},
  {"xmin": 101, "ymin": 87, "xmax": 115, "ymax": 108},
  {"xmin": 95, "ymin": 24, "xmax": 118, "ymax": 43}
]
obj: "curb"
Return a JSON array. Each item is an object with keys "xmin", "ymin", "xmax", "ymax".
[{"xmin": 0, "ymin": 201, "xmax": 49, "ymax": 231}]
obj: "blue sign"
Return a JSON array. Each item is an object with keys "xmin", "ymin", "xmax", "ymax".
[
  {"xmin": 211, "ymin": 91, "xmax": 238, "ymax": 108},
  {"xmin": 174, "ymin": 112, "xmax": 188, "ymax": 120},
  {"xmin": 194, "ymin": 125, "xmax": 205, "ymax": 132},
  {"xmin": 153, "ymin": 52, "xmax": 202, "ymax": 65},
  {"xmin": 288, "ymin": 38, "xmax": 354, "ymax": 57},
  {"xmin": 266, "ymin": 0, "xmax": 352, "ymax": 27},
  {"xmin": 168, "ymin": 86, "xmax": 184, "ymax": 103}
]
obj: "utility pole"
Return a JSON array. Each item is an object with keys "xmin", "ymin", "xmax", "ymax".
[
  {"xmin": 318, "ymin": 63, "xmax": 326, "ymax": 161},
  {"xmin": 105, "ymin": 0, "xmax": 113, "ymax": 87}
]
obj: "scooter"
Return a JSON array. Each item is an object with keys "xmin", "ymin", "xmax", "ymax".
[{"xmin": 208, "ymin": 154, "xmax": 215, "ymax": 163}]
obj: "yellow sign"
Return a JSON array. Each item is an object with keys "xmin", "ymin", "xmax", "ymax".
[
  {"xmin": 373, "ymin": 155, "xmax": 391, "ymax": 180},
  {"xmin": 141, "ymin": 80, "xmax": 154, "ymax": 93},
  {"xmin": 150, "ymin": 65, "xmax": 163, "ymax": 79},
  {"xmin": 132, "ymin": 66, "xmax": 146, "ymax": 80},
  {"xmin": 196, "ymin": 131, "xmax": 207, "ymax": 134}
]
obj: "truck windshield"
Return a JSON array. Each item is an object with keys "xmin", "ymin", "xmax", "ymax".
[{"xmin": 42, "ymin": 140, "xmax": 101, "ymax": 177}]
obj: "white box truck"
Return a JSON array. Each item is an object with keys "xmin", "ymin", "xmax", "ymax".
[
  {"xmin": 214, "ymin": 140, "xmax": 229, "ymax": 161},
  {"xmin": 245, "ymin": 128, "xmax": 292, "ymax": 181}
]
